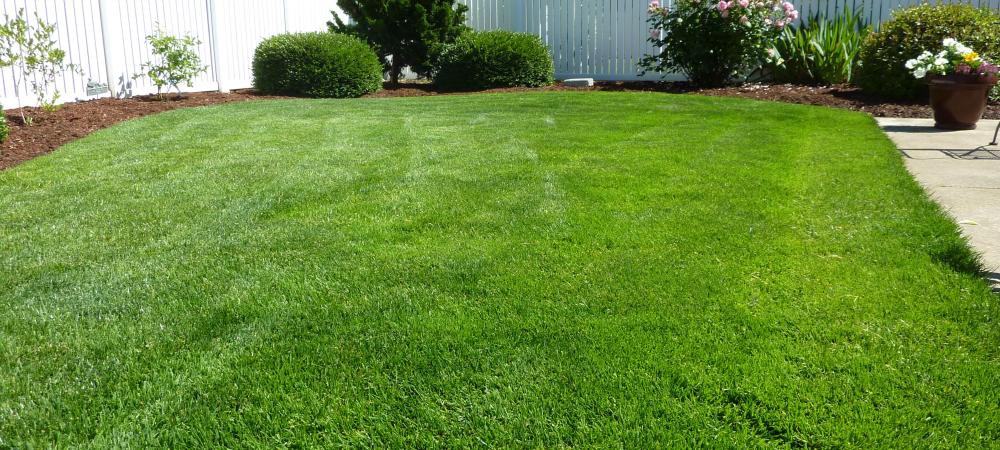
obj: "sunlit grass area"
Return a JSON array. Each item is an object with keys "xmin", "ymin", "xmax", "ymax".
[{"xmin": 1, "ymin": 92, "xmax": 996, "ymax": 448}]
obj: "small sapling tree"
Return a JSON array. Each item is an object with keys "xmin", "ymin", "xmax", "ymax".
[
  {"xmin": 0, "ymin": 9, "xmax": 81, "ymax": 125},
  {"xmin": 135, "ymin": 28, "xmax": 208, "ymax": 100}
]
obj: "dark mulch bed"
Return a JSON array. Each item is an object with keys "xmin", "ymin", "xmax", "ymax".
[
  {"xmin": 2, "ymin": 82, "xmax": 996, "ymax": 170},
  {"xmin": 680, "ymin": 83, "xmax": 1000, "ymax": 120}
]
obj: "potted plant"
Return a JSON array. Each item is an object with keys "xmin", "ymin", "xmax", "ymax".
[{"xmin": 906, "ymin": 39, "xmax": 999, "ymax": 130}]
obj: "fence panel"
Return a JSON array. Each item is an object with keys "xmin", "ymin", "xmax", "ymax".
[
  {"xmin": 115, "ymin": 0, "xmax": 217, "ymax": 96},
  {"xmin": 1, "ymin": 0, "xmax": 340, "ymax": 109},
  {"xmin": 1, "ymin": 0, "xmax": 110, "ymax": 109},
  {"xmin": 3, "ymin": 0, "xmax": 1000, "ymax": 109},
  {"xmin": 212, "ymin": 0, "xmax": 286, "ymax": 90},
  {"xmin": 462, "ymin": 0, "xmax": 665, "ymax": 80},
  {"xmin": 790, "ymin": 0, "xmax": 998, "ymax": 28},
  {"xmin": 461, "ymin": 0, "xmax": 1000, "ymax": 81}
]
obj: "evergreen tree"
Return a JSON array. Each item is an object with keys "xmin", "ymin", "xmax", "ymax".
[{"xmin": 329, "ymin": 0, "xmax": 469, "ymax": 85}]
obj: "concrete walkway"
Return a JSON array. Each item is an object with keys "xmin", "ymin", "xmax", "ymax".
[{"xmin": 877, "ymin": 118, "xmax": 1000, "ymax": 289}]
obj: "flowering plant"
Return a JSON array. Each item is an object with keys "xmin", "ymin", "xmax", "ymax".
[
  {"xmin": 905, "ymin": 38, "xmax": 999, "ymax": 80},
  {"xmin": 639, "ymin": 0, "xmax": 799, "ymax": 86}
]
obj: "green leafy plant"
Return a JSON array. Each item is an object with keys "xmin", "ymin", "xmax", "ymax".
[
  {"xmin": 0, "ymin": 103, "xmax": 8, "ymax": 143},
  {"xmin": 767, "ymin": 10, "xmax": 870, "ymax": 85},
  {"xmin": 134, "ymin": 28, "xmax": 207, "ymax": 100},
  {"xmin": 434, "ymin": 30, "xmax": 554, "ymax": 90},
  {"xmin": 639, "ymin": 0, "xmax": 800, "ymax": 87},
  {"xmin": 253, "ymin": 32, "xmax": 383, "ymax": 98},
  {"xmin": 855, "ymin": 4, "xmax": 1000, "ymax": 99},
  {"xmin": 329, "ymin": 0, "xmax": 469, "ymax": 85},
  {"xmin": 0, "ymin": 9, "xmax": 81, "ymax": 124}
]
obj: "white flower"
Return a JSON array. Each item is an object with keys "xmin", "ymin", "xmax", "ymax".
[
  {"xmin": 914, "ymin": 67, "xmax": 927, "ymax": 78},
  {"xmin": 943, "ymin": 38, "xmax": 958, "ymax": 47},
  {"xmin": 934, "ymin": 57, "xmax": 948, "ymax": 66},
  {"xmin": 905, "ymin": 59, "xmax": 919, "ymax": 69}
]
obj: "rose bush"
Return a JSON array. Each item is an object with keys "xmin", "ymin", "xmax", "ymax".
[{"xmin": 639, "ymin": 0, "xmax": 799, "ymax": 86}]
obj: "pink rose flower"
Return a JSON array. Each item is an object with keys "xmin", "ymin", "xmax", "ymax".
[
  {"xmin": 717, "ymin": 0, "xmax": 730, "ymax": 12},
  {"xmin": 782, "ymin": 1, "xmax": 794, "ymax": 12},
  {"xmin": 739, "ymin": 0, "xmax": 749, "ymax": 7}
]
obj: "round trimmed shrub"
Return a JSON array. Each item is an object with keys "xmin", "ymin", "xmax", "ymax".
[
  {"xmin": 434, "ymin": 30, "xmax": 553, "ymax": 90},
  {"xmin": 253, "ymin": 32, "xmax": 382, "ymax": 98},
  {"xmin": 855, "ymin": 4, "xmax": 1000, "ymax": 99}
]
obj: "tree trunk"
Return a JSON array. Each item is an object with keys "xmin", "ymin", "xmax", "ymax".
[
  {"xmin": 13, "ymin": 65, "xmax": 26, "ymax": 126},
  {"xmin": 389, "ymin": 56, "xmax": 402, "ymax": 86}
]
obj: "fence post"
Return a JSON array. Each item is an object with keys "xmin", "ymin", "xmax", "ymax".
[
  {"xmin": 98, "ymin": 0, "xmax": 125, "ymax": 98},
  {"xmin": 283, "ymin": 0, "xmax": 290, "ymax": 32},
  {"xmin": 206, "ymin": 0, "xmax": 229, "ymax": 93}
]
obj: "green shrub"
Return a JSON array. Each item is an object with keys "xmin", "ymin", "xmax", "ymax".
[
  {"xmin": 855, "ymin": 4, "xmax": 1000, "ymax": 99},
  {"xmin": 0, "ymin": 104, "xmax": 8, "ymax": 144},
  {"xmin": 767, "ymin": 10, "xmax": 870, "ymax": 85},
  {"xmin": 253, "ymin": 32, "xmax": 382, "ymax": 98},
  {"xmin": 434, "ymin": 30, "xmax": 553, "ymax": 91}
]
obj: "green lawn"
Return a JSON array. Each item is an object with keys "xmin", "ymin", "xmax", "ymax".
[{"xmin": 1, "ymin": 92, "xmax": 997, "ymax": 448}]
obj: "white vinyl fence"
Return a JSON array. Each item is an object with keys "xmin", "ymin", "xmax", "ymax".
[
  {"xmin": 458, "ymin": 0, "xmax": 1000, "ymax": 81},
  {"xmin": 461, "ymin": 0, "xmax": 662, "ymax": 81},
  {"xmin": 797, "ymin": 0, "xmax": 1000, "ymax": 28},
  {"xmin": 2, "ymin": 0, "xmax": 999, "ymax": 110},
  {"xmin": 0, "ymin": 0, "xmax": 342, "ymax": 109}
]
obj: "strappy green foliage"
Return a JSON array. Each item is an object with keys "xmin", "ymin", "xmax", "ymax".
[{"xmin": 768, "ymin": 10, "xmax": 870, "ymax": 85}]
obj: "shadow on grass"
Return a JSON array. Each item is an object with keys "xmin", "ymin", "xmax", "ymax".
[{"xmin": 928, "ymin": 237, "xmax": 987, "ymax": 280}]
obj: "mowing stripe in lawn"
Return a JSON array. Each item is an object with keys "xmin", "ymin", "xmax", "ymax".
[{"xmin": 0, "ymin": 92, "xmax": 997, "ymax": 448}]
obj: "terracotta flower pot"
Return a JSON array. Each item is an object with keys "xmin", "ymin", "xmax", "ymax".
[{"xmin": 928, "ymin": 74, "xmax": 998, "ymax": 130}]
